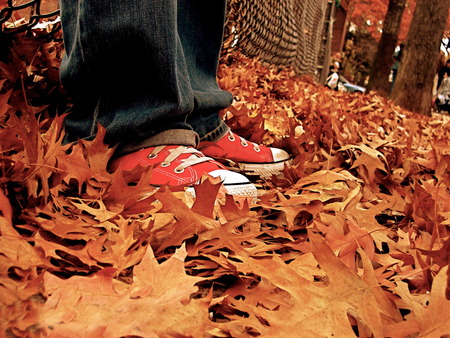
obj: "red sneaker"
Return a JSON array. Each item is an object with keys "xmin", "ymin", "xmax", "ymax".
[
  {"xmin": 110, "ymin": 145, "xmax": 257, "ymax": 197},
  {"xmin": 198, "ymin": 130, "xmax": 291, "ymax": 178}
]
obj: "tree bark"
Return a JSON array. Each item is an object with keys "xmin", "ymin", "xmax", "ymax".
[
  {"xmin": 366, "ymin": 0, "xmax": 406, "ymax": 97},
  {"xmin": 390, "ymin": 0, "xmax": 450, "ymax": 115}
]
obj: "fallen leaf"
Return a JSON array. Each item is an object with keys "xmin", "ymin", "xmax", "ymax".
[{"xmin": 40, "ymin": 245, "xmax": 211, "ymax": 337}]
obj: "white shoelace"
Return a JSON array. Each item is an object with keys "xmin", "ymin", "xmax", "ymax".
[
  {"xmin": 148, "ymin": 146, "xmax": 213, "ymax": 173},
  {"xmin": 227, "ymin": 131, "xmax": 261, "ymax": 152}
]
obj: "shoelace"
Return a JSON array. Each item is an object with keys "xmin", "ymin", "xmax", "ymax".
[
  {"xmin": 148, "ymin": 145, "xmax": 213, "ymax": 173},
  {"xmin": 227, "ymin": 131, "xmax": 261, "ymax": 152}
]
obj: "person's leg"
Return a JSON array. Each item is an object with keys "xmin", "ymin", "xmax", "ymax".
[
  {"xmin": 390, "ymin": 69, "xmax": 397, "ymax": 93},
  {"xmin": 59, "ymin": 0, "xmax": 197, "ymax": 154},
  {"xmin": 177, "ymin": 0, "xmax": 232, "ymax": 142},
  {"xmin": 176, "ymin": 0, "xmax": 291, "ymax": 178},
  {"xmin": 59, "ymin": 0, "xmax": 256, "ymax": 197}
]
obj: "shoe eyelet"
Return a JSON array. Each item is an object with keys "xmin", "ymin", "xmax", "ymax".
[
  {"xmin": 174, "ymin": 167, "xmax": 185, "ymax": 173},
  {"xmin": 148, "ymin": 153, "xmax": 158, "ymax": 159},
  {"xmin": 241, "ymin": 141, "xmax": 248, "ymax": 147},
  {"xmin": 253, "ymin": 146, "xmax": 261, "ymax": 152},
  {"xmin": 160, "ymin": 162, "xmax": 170, "ymax": 167},
  {"xmin": 228, "ymin": 135, "xmax": 236, "ymax": 142}
]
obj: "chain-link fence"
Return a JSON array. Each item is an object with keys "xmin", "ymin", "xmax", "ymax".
[
  {"xmin": 1, "ymin": 0, "xmax": 333, "ymax": 79},
  {"xmin": 0, "ymin": 0, "xmax": 60, "ymax": 38},
  {"xmin": 224, "ymin": 0, "xmax": 333, "ymax": 79}
]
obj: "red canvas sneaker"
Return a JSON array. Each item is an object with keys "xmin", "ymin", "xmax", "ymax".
[
  {"xmin": 198, "ymin": 130, "xmax": 291, "ymax": 178},
  {"xmin": 110, "ymin": 145, "xmax": 257, "ymax": 197}
]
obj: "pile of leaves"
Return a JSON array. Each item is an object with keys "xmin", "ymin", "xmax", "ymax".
[{"xmin": 1, "ymin": 32, "xmax": 449, "ymax": 337}]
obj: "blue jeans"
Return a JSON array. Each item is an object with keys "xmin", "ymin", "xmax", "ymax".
[{"xmin": 59, "ymin": 0, "xmax": 233, "ymax": 154}]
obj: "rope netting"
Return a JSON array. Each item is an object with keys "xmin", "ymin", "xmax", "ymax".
[
  {"xmin": 224, "ymin": 0, "xmax": 331, "ymax": 78},
  {"xmin": 1, "ymin": 0, "xmax": 332, "ymax": 78}
]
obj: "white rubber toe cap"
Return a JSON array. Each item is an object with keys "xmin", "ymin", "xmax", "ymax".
[
  {"xmin": 209, "ymin": 169, "xmax": 249, "ymax": 184},
  {"xmin": 209, "ymin": 169, "xmax": 257, "ymax": 197},
  {"xmin": 270, "ymin": 147, "xmax": 291, "ymax": 162}
]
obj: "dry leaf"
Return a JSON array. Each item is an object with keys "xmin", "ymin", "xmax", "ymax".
[
  {"xmin": 2, "ymin": 35, "xmax": 450, "ymax": 337},
  {"xmin": 40, "ymin": 245, "xmax": 211, "ymax": 337}
]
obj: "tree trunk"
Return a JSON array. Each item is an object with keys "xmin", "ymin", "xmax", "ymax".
[
  {"xmin": 366, "ymin": 0, "xmax": 406, "ymax": 97},
  {"xmin": 390, "ymin": 0, "xmax": 450, "ymax": 115}
]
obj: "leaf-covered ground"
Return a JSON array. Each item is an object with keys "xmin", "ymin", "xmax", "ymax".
[{"xmin": 1, "ymin": 34, "xmax": 450, "ymax": 337}]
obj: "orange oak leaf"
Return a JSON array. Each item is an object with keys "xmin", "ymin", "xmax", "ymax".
[
  {"xmin": 152, "ymin": 187, "xmax": 222, "ymax": 253},
  {"xmin": 40, "ymin": 245, "xmax": 211, "ymax": 337},
  {"xmin": 212, "ymin": 231, "xmax": 402, "ymax": 337},
  {"xmin": 191, "ymin": 176, "xmax": 223, "ymax": 218},
  {"xmin": 314, "ymin": 212, "xmax": 376, "ymax": 269},
  {"xmin": 0, "ymin": 191, "xmax": 44, "ymax": 271},
  {"xmin": 387, "ymin": 266, "xmax": 450, "ymax": 337},
  {"xmin": 340, "ymin": 144, "xmax": 389, "ymax": 185},
  {"xmin": 0, "ymin": 190, "xmax": 45, "ymax": 333},
  {"xmin": 3, "ymin": 37, "xmax": 450, "ymax": 338}
]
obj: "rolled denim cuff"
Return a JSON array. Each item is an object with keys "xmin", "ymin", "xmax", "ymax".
[
  {"xmin": 115, "ymin": 129, "xmax": 199, "ymax": 156},
  {"xmin": 199, "ymin": 120, "xmax": 229, "ymax": 142}
]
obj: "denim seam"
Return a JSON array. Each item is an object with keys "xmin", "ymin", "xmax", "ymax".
[
  {"xmin": 199, "ymin": 120, "xmax": 229, "ymax": 142},
  {"xmin": 115, "ymin": 129, "xmax": 199, "ymax": 156},
  {"xmin": 90, "ymin": 97, "xmax": 100, "ymax": 137}
]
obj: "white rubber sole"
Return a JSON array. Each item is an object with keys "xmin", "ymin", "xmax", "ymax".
[
  {"xmin": 186, "ymin": 181, "xmax": 257, "ymax": 198},
  {"xmin": 226, "ymin": 159, "xmax": 293, "ymax": 179}
]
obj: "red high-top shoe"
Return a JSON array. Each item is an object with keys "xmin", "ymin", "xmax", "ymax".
[
  {"xmin": 110, "ymin": 145, "xmax": 257, "ymax": 197},
  {"xmin": 199, "ymin": 130, "xmax": 291, "ymax": 178}
]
